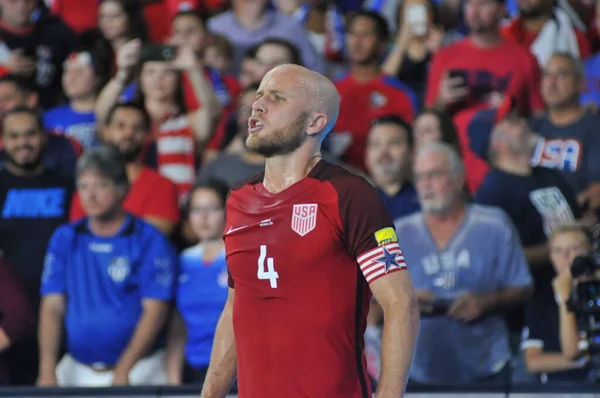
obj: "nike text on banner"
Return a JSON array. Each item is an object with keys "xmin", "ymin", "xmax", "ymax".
[{"xmin": 357, "ymin": 242, "xmax": 406, "ymax": 283}]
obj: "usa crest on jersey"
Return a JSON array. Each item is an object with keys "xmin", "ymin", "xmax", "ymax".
[{"xmin": 291, "ymin": 204, "xmax": 318, "ymax": 236}]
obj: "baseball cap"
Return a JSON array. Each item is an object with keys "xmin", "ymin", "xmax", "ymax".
[{"xmin": 467, "ymin": 95, "xmax": 517, "ymax": 161}]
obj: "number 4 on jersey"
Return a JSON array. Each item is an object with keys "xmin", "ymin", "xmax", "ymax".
[{"xmin": 257, "ymin": 245, "xmax": 278, "ymax": 288}]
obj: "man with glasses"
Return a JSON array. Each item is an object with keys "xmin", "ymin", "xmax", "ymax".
[{"xmin": 394, "ymin": 141, "xmax": 532, "ymax": 384}]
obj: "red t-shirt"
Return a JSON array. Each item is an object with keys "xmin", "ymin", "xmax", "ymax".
[
  {"xmin": 225, "ymin": 160, "xmax": 406, "ymax": 398},
  {"xmin": 425, "ymin": 38, "xmax": 545, "ymax": 192},
  {"xmin": 47, "ymin": 0, "xmax": 98, "ymax": 34},
  {"xmin": 70, "ymin": 167, "xmax": 180, "ymax": 223},
  {"xmin": 501, "ymin": 18, "xmax": 592, "ymax": 60},
  {"xmin": 333, "ymin": 73, "xmax": 417, "ymax": 171},
  {"xmin": 183, "ymin": 70, "xmax": 241, "ymax": 150}
]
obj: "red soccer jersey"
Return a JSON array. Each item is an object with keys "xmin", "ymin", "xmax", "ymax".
[
  {"xmin": 70, "ymin": 167, "xmax": 180, "ymax": 223},
  {"xmin": 425, "ymin": 38, "xmax": 544, "ymax": 192},
  {"xmin": 333, "ymin": 73, "xmax": 417, "ymax": 171},
  {"xmin": 225, "ymin": 160, "xmax": 407, "ymax": 398}
]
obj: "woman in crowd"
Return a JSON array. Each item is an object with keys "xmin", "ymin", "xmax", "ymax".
[
  {"xmin": 166, "ymin": 179, "xmax": 229, "ymax": 385},
  {"xmin": 412, "ymin": 108, "xmax": 461, "ymax": 155}
]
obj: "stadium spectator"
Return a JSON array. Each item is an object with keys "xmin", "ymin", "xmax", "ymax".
[
  {"xmin": 198, "ymin": 84, "xmax": 265, "ymax": 188},
  {"xmin": 44, "ymin": 51, "xmax": 104, "ymax": 150},
  {"xmin": 522, "ymin": 223, "xmax": 591, "ymax": 382},
  {"xmin": 167, "ymin": 179, "xmax": 229, "ymax": 385},
  {"xmin": 0, "ymin": 75, "xmax": 82, "ymax": 176},
  {"xmin": 37, "ymin": 146, "xmax": 176, "ymax": 387},
  {"xmin": 170, "ymin": 11, "xmax": 239, "ymax": 157},
  {"xmin": 365, "ymin": 114, "xmax": 420, "ymax": 221},
  {"xmin": 382, "ymin": 0, "xmax": 447, "ymax": 104},
  {"xmin": 529, "ymin": 53, "xmax": 600, "ymax": 212},
  {"xmin": 203, "ymin": 34, "xmax": 234, "ymax": 74},
  {"xmin": 0, "ymin": 106, "xmax": 74, "ymax": 385},
  {"xmin": 395, "ymin": 142, "xmax": 532, "ymax": 383},
  {"xmin": 254, "ymin": 38, "xmax": 303, "ymax": 81},
  {"xmin": 96, "ymin": 41, "xmax": 219, "ymax": 202},
  {"xmin": 425, "ymin": 0, "xmax": 544, "ymax": 192},
  {"xmin": 475, "ymin": 114, "xmax": 580, "ymax": 382},
  {"xmin": 238, "ymin": 45, "xmax": 261, "ymax": 89},
  {"xmin": 0, "ymin": 254, "xmax": 34, "ymax": 385},
  {"xmin": 70, "ymin": 102, "xmax": 180, "ymax": 236},
  {"xmin": 332, "ymin": 10, "xmax": 418, "ymax": 172},
  {"xmin": 412, "ymin": 108, "xmax": 462, "ymax": 155},
  {"xmin": 274, "ymin": 0, "xmax": 346, "ymax": 77},
  {"xmin": 0, "ymin": 0, "xmax": 78, "ymax": 109},
  {"xmin": 501, "ymin": 0, "xmax": 591, "ymax": 66},
  {"xmin": 207, "ymin": 0, "xmax": 325, "ymax": 75}
]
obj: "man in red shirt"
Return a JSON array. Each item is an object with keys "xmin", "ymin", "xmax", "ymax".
[
  {"xmin": 70, "ymin": 103, "xmax": 180, "ymax": 236},
  {"xmin": 200, "ymin": 64, "xmax": 419, "ymax": 398},
  {"xmin": 426, "ymin": 0, "xmax": 545, "ymax": 192},
  {"xmin": 501, "ymin": 0, "xmax": 591, "ymax": 65},
  {"xmin": 333, "ymin": 10, "xmax": 418, "ymax": 172}
]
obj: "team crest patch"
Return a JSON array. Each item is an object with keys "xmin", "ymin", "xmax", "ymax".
[
  {"xmin": 374, "ymin": 227, "xmax": 398, "ymax": 246},
  {"xmin": 108, "ymin": 256, "xmax": 130, "ymax": 283},
  {"xmin": 370, "ymin": 92, "xmax": 387, "ymax": 108},
  {"xmin": 291, "ymin": 204, "xmax": 318, "ymax": 236}
]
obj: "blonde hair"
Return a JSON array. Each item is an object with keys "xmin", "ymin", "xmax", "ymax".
[{"xmin": 549, "ymin": 222, "xmax": 593, "ymax": 247}]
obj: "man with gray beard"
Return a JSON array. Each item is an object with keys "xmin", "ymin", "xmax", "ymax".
[
  {"xmin": 365, "ymin": 115, "xmax": 420, "ymax": 222},
  {"xmin": 394, "ymin": 142, "xmax": 532, "ymax": 384}
]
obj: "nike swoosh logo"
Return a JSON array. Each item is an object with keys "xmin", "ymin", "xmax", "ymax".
[{"xmin": 227, "ymin": 225, "xmax": 249, "ymax": 234}]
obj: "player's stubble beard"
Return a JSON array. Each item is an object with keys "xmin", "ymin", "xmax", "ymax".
[
  {"xmin": 3, "ymin": 144, "xmax": 44, "ymax": 173},
  {"xmin": 246, "ymin": 112, "xmax": 310, "ymax": 158},
  {"xmin": 108, "ymin": 141, "xmax": 143, "ymax": 163}
]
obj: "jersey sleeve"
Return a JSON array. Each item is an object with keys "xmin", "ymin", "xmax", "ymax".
[
  {"xmin": 337, "ymin": 176, "xmax": 407, "ymax": 284},
  {"xmin": 525, "ymin": 53, "xmax": 545, "ymax": 113},
  {"xmin": 138, "ymin": 227, "xmax": 178, "ymax": 301},
  {"xmin": 40, "ymin": 226, "xmax": 70, "ymax": 296}
]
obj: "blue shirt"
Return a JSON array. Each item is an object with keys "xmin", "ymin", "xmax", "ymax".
[
  {"xmin": 177, "ymin": 244, "xmax": 228, "ymax": 368},
  {"xmin": 581, "ymin": 53, "xmax": 600, "ymax": 108},
  {"xmin": 44, "ymin": 105, "xmax": 97, "ymax": 149},
  {"xmin": 40, "ymin": 215, "xmax": 177, "ymax": 366},
  {"xmin": 394, "ymin": 204, "xmax": 532, "ymax": 383},
  {"xmin": 377, "ymin": 182, "xmax": 420, "ymax": 222}
]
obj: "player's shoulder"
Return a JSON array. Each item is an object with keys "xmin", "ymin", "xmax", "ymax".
[
  {"xmin": 56, "ymin": 219, "xmax": 81, "ymax": 240},
  {"xmin": 180, "ymin": 242, "xmax": 204, "ymax": 261},
  {"xmin": 380, "ymin": 75, "xmax": 414, "ymax": 95},
  {"xmin": 394, "ymin": 211, "xmax": 423, "ymax": 232},
  {"xmin": 139, "ymin": 167, "xmax": 177, "ymax": 189},
  {"xmin": 311, "ymin": 160, "xmax": 376, "ymax": 194},
  {"xmin": 332, "ymin": 71, "xmax": 351, "ymax": 86},
  {"xmin": 435, "ymin": 38, "xmax": 469, "ymax": 57},
  {"xmin": 44, "ymin": 104, "xmax": 71, "ymax": 119}
]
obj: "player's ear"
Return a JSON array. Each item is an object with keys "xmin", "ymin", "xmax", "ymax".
[{"xmin": 306, "ymin": 112, "xmax": 328, "ymax": 137}]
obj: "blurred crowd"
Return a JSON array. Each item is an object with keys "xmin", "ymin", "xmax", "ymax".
[{"xmin": 1, "ymin": 0, "xmax": 600, "ymax": 389}]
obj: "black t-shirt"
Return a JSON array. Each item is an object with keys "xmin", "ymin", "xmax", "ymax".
[
  {"xmin": 0, "ymin": 167, "xmax": 73, "ymax": 303},
  {"xmin": 475, "ymin": 167, "xmax": 581, "ymax": 331},
  {"xmin": 0, "ymin": 15, "xmax": 77, "ymax": 109},
  {"xmin": 523, "ymin": 296, "xmax": 590, "ymax": 383}
]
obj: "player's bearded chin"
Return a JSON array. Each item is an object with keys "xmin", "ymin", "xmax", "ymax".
[
  {"xmin": 4, "ymin": 146, "xmax": 42, "ymax": 171},
  {"xmin": 246, "ymin": 112, "xmax": 310, "ymax": 158}
]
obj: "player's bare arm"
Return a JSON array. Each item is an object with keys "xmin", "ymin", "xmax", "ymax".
[
  {"xmin": 112, "ymin": 299, "xmax": 170, "ymax": 385},
  {"xmin": 37, "ymin": 294, "xmax": 66, "ymax": 386},
  {"xmin": 370, "ymin": 270, "xmax": 419, "ymax": 398},
  {"xmin": 200, "ymin": 288, "xmax": 237, "ymax": 398}
]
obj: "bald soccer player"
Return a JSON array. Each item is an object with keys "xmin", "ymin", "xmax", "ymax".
[{"xmin": 199, "ymin": 64, "xmax": 419, "ymax": 398}]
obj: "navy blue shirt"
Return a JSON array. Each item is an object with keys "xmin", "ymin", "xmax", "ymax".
[
  {"xmin": 40, "ymin": 215, "xmax": 177, "ymax": 366},
  {"xmin": 44, "ymin": 105, "xmax": 97, "ymax": 149},
  {"xmin": 177, "ymin": 244, "xmax": 228, "ymax": 369},
  {"xmin": 0, "ymin": 167, "xmax": 73, "ymax": 302},
  {"xmin": 378, "ymin": 182, "xmax": 420, "ymax": 222}
]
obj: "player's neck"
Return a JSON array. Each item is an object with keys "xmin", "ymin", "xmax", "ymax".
[
  {"xmin": 350, "ymin": 63, "xmax": 380, "ymax": 83},
  {"xmin": 494, "ymin": 156, "xmax": 532, "ymax": 176},
  {"xmin": 88, "ymin": 210, "xmax": 128, "ymax": 237},
  {"xmin": 202, "ymin": 239, "xmax": 225, "ymax": 262},
  {"xmin": 549, "ymin": 105, "xmax": 584, "ymax": 126},
  {"xmin": 377, "ymin": 179, "xmax": 407, "ymax": 197},
  {"xmin": 469, "ymin": 30, "xmax": 503, "ymax": 48},
  {"xmin": 126, "ymin": 162, "xmax": 144, "ymax": 182},
  {"xmin": 522, "ymin": 14, "xmax": 551, "ymax": 33},
  {"xmin": 145, "ymin": 99, "xmax": 176, "ymax": 121},
  {"xmin": 242, "ymin": 150, "xmax": 266, "ymax": 165},
  {"xmin": 263, "ymin": 150, "xmax": 322, "ymax": 194}
]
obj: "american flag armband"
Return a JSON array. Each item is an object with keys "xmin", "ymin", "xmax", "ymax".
[{"xmin": 358, "ymin": 227, "xmax": 406, "ymax": 283}]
